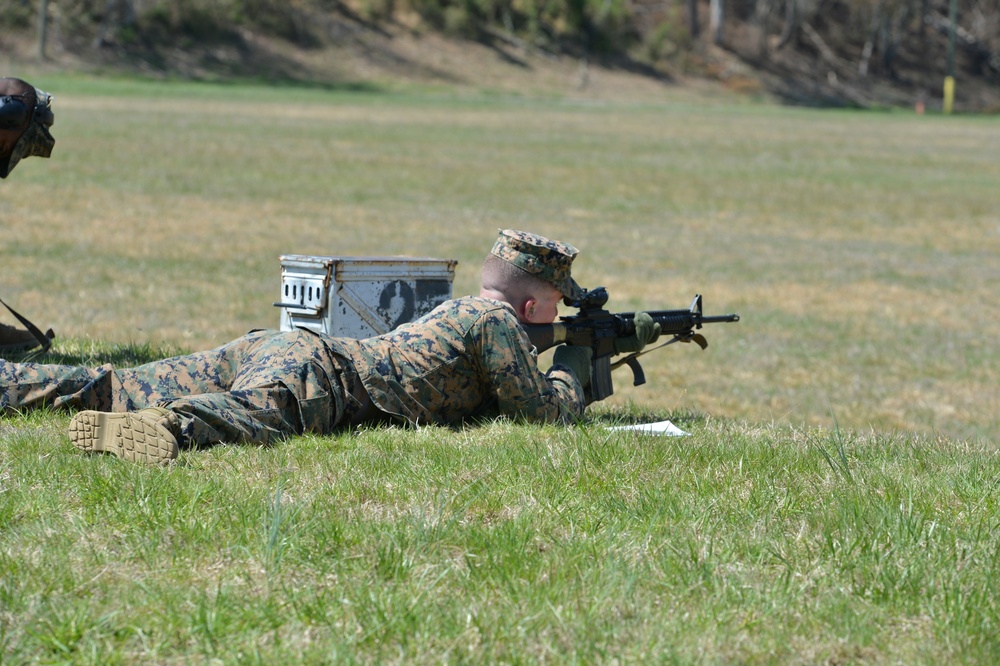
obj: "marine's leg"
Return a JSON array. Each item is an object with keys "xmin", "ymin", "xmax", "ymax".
[
  {"xmin": 3, "ymin": 355, "xmax": 184, "ymax": 463},
  {"xmin": 110, "ymin": 329, "xmax": 274, "ymax": 406},
  {"xmin": 160, "ymin": 330, "xmax": 345, "ymax": 447},
  {"xmin": 0, "ymin": 359, "xmax": 120, "ymax": 412},
  {"xmin": 65, "ymin": 330, "xmax": 344, "ymax": 460},
  {"xmin": 1, "ymin": 330, "xmax": 275, "ymax": 414}
]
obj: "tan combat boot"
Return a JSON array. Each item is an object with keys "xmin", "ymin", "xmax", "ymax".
[
  {"xmin": 69, "ymin": 407, "xmax": 180, "ymax": 465},
  {"xmin": 0, "ymin": 322, "xmax": 41, "ymax": 353}
]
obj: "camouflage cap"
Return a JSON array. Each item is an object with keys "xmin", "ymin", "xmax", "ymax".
[
  {"xmin": 0, "ymin": 77, "xmax": 55, "ymax": 179},
  {"xmin": 490, "ymin": 229, "xmax": 583, "ymax": 301}
]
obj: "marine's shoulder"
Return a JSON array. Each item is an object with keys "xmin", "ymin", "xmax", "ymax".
[
  {"xmin": 429, "ymin": 295, "xmax": 517, "ymax": 319},
  {"xmin": 399, "ymin": 296, "xmax": 519, "ymax": 342}
]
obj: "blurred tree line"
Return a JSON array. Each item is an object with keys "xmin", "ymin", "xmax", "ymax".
[{"xmin": 2, "ymin": 0, "xmax": 998, "ymax": 83}]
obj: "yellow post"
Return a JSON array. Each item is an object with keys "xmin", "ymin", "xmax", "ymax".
[{"xmin": 943, "ymin": 76, "xmax": 955, "ymax": 114}]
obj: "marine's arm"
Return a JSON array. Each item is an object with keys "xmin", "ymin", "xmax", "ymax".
[{"xmin": 473, "ymin": 306, "xmax": 586, "ymax": 423}]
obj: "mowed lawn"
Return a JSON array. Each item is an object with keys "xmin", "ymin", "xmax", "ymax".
[{"xmin": 1, "ymin": 75, "xmax": 998, "ymax": 663}]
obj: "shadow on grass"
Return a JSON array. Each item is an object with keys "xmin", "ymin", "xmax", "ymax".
[
  {"xmin": 5, "ymin": 342, "xmax": 182, "ymax": 368},
  {"xmin": 585, "ymin": 406, "xmax": 708, "ymax": 428},
  {"xmin": 462, "ymin": 406, "xmax": 709, "ymax": 432}
]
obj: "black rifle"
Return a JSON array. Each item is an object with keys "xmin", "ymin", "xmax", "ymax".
[{"xmin": 522, "ymin": 287, "xmax": 740, "ymax": 402}]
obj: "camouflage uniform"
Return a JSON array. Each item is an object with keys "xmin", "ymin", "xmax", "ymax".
[
  {"xmin": 0, "ymin": 231, "xmax": 586, "ymax": 449},
  {"xmin": 339, "ymin": 296, "xmax": 583, "ymax": 426}
]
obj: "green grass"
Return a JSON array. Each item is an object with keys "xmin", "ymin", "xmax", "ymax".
[
  {"xmin": 2, "ymin": 74, "xmax": 999, "ymax": 662},
  {"xmin": 2, "ymin": 399, "xmax": 999, "ymax": 663}
]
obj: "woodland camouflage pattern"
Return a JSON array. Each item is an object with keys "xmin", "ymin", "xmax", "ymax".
[
  {"xmin": 0, "ymin": 297, "xmax": 585, "ymax": 448},
  {"xmin": 340, "ymin": 296, "xmax": 584, "ymax": 425}
]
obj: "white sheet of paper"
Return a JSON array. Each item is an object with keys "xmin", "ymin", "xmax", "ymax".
[{"xmin": 607, "ymin": 420, "xmax": 690, "ymax": 437}]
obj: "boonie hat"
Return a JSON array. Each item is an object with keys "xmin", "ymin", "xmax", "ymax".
[
  {"xmin": 0, "ymin": 77, "xmax": 55, "ymax": 179},
  {"xmin": 490, "ymin": 229, "xmax": 583, "ymax": 301}
]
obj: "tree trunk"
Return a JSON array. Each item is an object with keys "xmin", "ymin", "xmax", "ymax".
[
  {"xmin": 754, "ymin": 0, "xmax": 775, "ymax": 59},
  {"xmin": 859, "ymin": 39, "xmax": 874, "ymax": 76},
  {"xmin": 858, "ymin": 0, "xmax": 884, "ymax": 77},
  {"xmin": 37, "ymin": 0, "xmax": 50, "ymax": 61},
  {"xmin": 776, "ymin": 0, "xmax": 798, "ymax": 50},
  {"xmin": 688, "ymin": 0, "xmax": 700, "ymax": 38},
  {"xmin": 710, "ymin": 0, "xmax": 724, "ymax": 45},
  {"xmin": 881, "ymin": 10, "xmax": 902, "ymax": 78}
]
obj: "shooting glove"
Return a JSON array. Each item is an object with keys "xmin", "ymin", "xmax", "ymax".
[
  {"xmin": 553, "ymin": 345, "xmax": 593, "ymax": 388},
  {"xmin": 614, "ymin": 312, "xmax": 661, "ymax": 354}
]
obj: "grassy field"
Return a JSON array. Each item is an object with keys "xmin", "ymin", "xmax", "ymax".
[{"xmin": 1, "ymin": 75, "xmax": 999, "ymax": 662}]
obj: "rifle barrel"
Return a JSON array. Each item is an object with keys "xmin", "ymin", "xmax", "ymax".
[
  {"xmin": 701, "ymin": 314, "xmax": 740, "ymax": 324},
  {"xmin": 623, "ymin": 310, "xmax": 740, "ymax": 327}
]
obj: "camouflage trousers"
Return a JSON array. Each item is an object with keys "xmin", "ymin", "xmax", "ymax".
[{"xmin": 0, "ymin": 329, "xmax": 361, "ymax": 447}]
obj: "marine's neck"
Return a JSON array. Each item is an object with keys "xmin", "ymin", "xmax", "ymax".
[{"xmin": 478, "ymin": 287, "xmax": 508, "ymax": 303}]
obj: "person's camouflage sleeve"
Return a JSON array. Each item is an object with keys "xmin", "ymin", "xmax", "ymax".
[{"xmin": 338, "ymin": 296, "xmax": 585, "ymax": 425}]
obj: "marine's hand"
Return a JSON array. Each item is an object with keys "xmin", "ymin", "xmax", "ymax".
[
  {"xmin": 553, "ymin": 345, "xmax": 593, "ymax": 388},
  {"xmin": 614, "ymin": 312, "xmax": 661, "ymax": 354}
]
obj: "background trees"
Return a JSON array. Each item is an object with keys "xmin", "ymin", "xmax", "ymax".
[{"xmin": 6, "ymin": 0, "xmax": 998, "ymax": 107}]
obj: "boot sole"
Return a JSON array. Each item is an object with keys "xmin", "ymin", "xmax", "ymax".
[{"xmin": 69, "ymin": 411, "xmax": 179, "ymax": 465}]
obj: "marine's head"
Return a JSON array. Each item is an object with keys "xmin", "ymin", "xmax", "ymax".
[
  {"xmin": 0, "ymin": 77, "xmax": 55, "ymax": 179},
  {"xmin": 489, "ymin": 229, "xmax": 583, "ymax": 303},
  {"xmin": 481, "ymin": 229, "xmax": 583, "ymax": 324}
]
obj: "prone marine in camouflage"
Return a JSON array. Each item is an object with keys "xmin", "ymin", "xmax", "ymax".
[{"xmin": 0, "ymin": 230, "xmax": 592, "ymax": 463}]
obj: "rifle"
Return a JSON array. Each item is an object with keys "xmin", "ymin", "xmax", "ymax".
[{"xmin": 522, "ymin": 287, "xmax": 740, "ymax": 402}]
